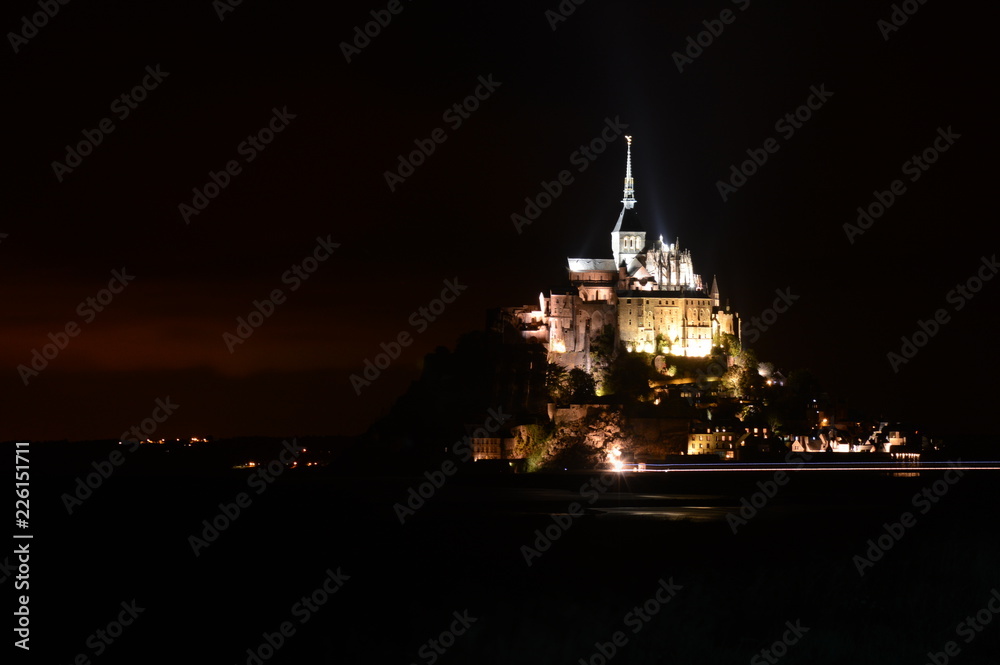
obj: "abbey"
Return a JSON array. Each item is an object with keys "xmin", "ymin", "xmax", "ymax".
[{"xmin": 501, "ymin": 137, "xmax": 740, "ymax": 371}]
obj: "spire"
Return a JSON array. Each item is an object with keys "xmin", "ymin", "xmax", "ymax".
[{"xmin": 622, "ymin": 135, "xmax": 636, "ymax": 209}]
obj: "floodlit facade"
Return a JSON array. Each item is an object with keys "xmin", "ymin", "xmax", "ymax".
[{"xmin": 502, "ymin": 137, "xmax": 740, "ymax": 370}]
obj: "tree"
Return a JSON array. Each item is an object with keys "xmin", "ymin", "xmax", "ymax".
[
  {"xmin": 655, "ymin": 332, "xmax": 672, "ymax": 354},
  {"xmin": 721, "ymin": 332, "xmax": 741, "ymax": 357},
  {"xmin": 722, "ymin": 347, "xmax": 764, "ymax": 398},
  {"xmin": 566, "ymin": 368, "xmax": 596, "ymax": 403},
  {"xmin": 589, "ymin": 324, "xmax": 617, "ymax": 392},
  {"xmin": 605, "ymin": 350, "xmax": 657, "ymax": 403},
  {"xmin": 546, "ymin": 362, "xmax": 570, "ymax": 404}
]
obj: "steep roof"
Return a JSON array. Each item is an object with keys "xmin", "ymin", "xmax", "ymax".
[{"xmin": 613, "ymin": 204, "xmax": 645, "ymax": 234}]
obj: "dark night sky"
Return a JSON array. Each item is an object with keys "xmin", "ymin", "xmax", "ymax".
[{"xmin": 2, "ymin": 0, "xmax": 995, "ymax": 441}]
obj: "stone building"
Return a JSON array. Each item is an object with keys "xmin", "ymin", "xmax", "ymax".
[{"xmin": 500, "ymin": 137, "xmax": 740, "ymax": 370}]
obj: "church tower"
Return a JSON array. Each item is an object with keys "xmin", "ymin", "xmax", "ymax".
[{"xmin": 611, "ymin": 136, "xmax": 646, "ymax": 268}]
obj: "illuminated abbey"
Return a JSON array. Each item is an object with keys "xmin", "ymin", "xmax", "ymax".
[{"xmin": 502, "ymin": 137, "xmax": 740, "ymax": 371}]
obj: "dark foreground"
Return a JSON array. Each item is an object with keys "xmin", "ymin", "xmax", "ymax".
[{"xmin": 13, "ymin": 444, "xmax": 1000, "ymax": 664}]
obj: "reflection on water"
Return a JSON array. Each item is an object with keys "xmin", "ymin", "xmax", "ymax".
[{"xmin": 592, "ymin": 506, "xmax": 731, "ymax": 522}]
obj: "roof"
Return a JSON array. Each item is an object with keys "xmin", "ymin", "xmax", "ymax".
[
  {"xmin": 612, "ymin": 205, "xmax": 645, "ymax": 234},
  {"xmin": 617, "ymin": 289, "xmax": 711, "ymax": 298},
  {"xmin": 630, "ymin": 263, "xmax": 652, "ymax": 280},
  {"xmin": 567, "ymin": 258, "xmax": 617, "ymax": 272}
]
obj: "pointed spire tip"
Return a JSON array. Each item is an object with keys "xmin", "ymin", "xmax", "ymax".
[{"xmin": 622, "ymin": 136, "xmax": 635, "ymax": 208}]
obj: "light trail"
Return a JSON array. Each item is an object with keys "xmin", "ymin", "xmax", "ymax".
[{"xmin": 620, "ymin": 464, "xmax": 1000, "ymax": 473}]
